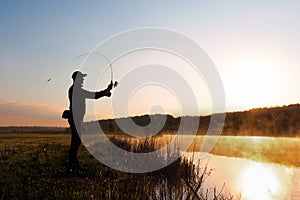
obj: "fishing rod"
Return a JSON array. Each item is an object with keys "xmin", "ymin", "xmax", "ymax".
[{"xmin": 72, "ymin": 52, "xmax": 118, "ymax": 88}]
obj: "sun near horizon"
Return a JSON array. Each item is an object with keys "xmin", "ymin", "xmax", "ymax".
[{"xmin": 1, "ymin": 1, "xmax": 300, "ymax": 127}]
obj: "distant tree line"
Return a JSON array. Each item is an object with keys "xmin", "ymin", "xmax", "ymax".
[
  {"xmin": 221, "ymin": 104, "xmax": 300, "ymax": 136},
  {"xmin": 2, "ymin": 104, "xmax": 299, "ymax": 137},
  {"xmin": 0, "ymin": 126, "xmax": 69, "ymax": 134},
  {"xmin": 84, "ymin": 104, "xmax": 300, "ymax": 137}
]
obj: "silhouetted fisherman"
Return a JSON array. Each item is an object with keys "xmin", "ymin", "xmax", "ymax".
[{"xmin": 66, "ymin": 71, "xmax": 113, "ymax": 173}]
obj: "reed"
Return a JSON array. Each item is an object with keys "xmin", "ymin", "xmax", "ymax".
[{"xmin": 0, "ymin": 135, "xmax": 233, "ymax": 200}]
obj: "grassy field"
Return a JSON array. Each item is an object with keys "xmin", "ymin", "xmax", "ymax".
[
  {"xmin": 0, "ymin": 132, "xmax": 232, "ymax": 200},
  {"xmin": 0, "ymin": 133, "xmax": 70, "ymax": 148}
]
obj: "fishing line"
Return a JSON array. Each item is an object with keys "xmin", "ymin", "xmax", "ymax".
[
  {"xmin": 72, "ymin": 52, "xmax": 117, "ymax": 87},
  {"xmin": 72, "ymin": 47, "xmax": 193, "ymax": 89}
]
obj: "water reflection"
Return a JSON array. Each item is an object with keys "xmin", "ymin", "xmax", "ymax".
[
  {"xmin": 241, "ymin": 163, "xmax": 280, "ymax": 200},
  {"xmin": 190, "ymin": 153, "xmax": 297, "ymax": 200}
]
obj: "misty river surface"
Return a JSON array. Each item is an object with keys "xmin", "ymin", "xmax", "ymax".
[
  {"xmin": 83, "ymin": 135, "xmax": 300, "ymax": 200},
  {"xmin": 183, "ymin": 136, "xmax": 300, "ymax": 200},
  {"xmin": 187, "ymin": 153, "xmax": 300, "ymax": 200},
  {"xmin": 181, "ymin": 136, "xmax": 300, "ymax": 200}
]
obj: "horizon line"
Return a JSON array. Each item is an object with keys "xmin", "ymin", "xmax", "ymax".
[{"xmin": 1, "ymin": 103, "xmax": 299, "ymax": 128}]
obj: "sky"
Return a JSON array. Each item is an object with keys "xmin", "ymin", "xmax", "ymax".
[{"xmin": 1, "ymin": 0, "xmax": 300, "ymax": 126}]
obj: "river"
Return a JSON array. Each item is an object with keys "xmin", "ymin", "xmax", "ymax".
[
  {"xmin": 181, "ymin": 136, "xmax": 300, "ymax": 200},
  {"xmin": 83, "ymin": 134, "xmax": 300, "ymax": 199},
  {"xmin": 187, "ymin": 152, "xmax": 300, "ymax": 200}
]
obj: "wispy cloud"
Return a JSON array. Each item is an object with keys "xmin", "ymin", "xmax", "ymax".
[{"xmin": 0, "ymin": 99, "xmax": 67, "ymax": 126}]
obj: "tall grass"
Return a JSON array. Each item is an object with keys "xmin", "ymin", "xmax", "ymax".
[{"xmin": 0, "ymin": 136, "xmax": 233, "ymax": 200}]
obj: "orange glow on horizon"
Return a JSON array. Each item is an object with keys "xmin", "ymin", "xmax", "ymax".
[
  {"xmin": 0, "ymin": 115, "xmax": 68, "ymax": 127},
  {"xmin": 0, "ymin": 99, "xmax": 67, "ymax": 127}
]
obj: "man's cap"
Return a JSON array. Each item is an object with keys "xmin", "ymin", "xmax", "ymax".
[{"xmin": 72, "ymin": 71, "xmax": 87, "ymax": 80}]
